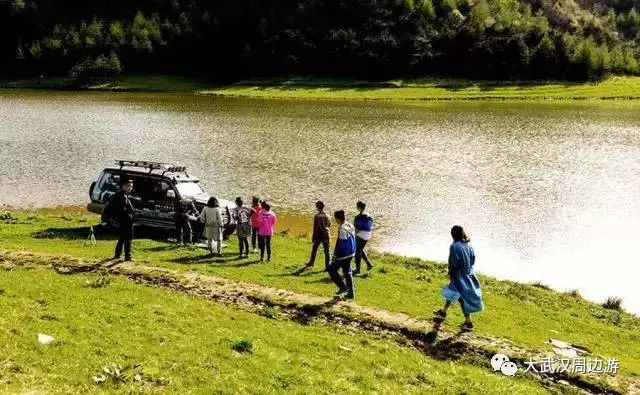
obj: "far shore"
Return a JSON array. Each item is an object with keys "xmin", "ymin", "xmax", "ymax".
[{"xmin": 2, "ymin": 74, "xmax": 640, "ymax": 101}]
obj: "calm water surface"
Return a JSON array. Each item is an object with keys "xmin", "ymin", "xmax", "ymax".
[{"xmin": 1, "ymin": 91, "xmax": 639, "ymax": 313}]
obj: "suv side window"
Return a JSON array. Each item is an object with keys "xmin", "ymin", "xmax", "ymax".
[
  {"xmin": 152, "ymin": 181, "xmax": 172, "ymax": 202},
  {"xmin": 126, "ymin": 175, "xmax": 150, "ymax": 209},
  {"xmin": 151, "ymin": 180, "xmax": 176, "ymax": 214}
]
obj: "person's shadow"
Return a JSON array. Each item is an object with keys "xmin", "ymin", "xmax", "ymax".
[
  {"xmin": 425, "ymin": 317, "xmax": 444, "ymax": 344},
  {"xmin": 293, "ymin": 298, "xmax": 340, "ymax": 325},
  {"xmin": 421, "ymin": 312, "xmax": 475, "ymax": 361},
  {"xmin": 263, "ymin": 264, "xmax": 325, "ymax": 278}
]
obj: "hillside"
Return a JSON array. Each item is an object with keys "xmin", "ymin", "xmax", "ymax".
[{"xmin": 1, "ymin": 0, "xmax": 640, "ymax": 82}]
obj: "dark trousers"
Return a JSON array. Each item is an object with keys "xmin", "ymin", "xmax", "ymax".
[
  {"xmin": 258, "ymin": 235, "xmax": 271, "ymax": 260},
  {"xmin": 308, "ymin": 238, "xmax": 330, "ymax": 268},
  {"xmin": 328, "ymin": 257, "xmax": 354, "ymax": 296},
  {"xmin": 251, "ymin": 227, "xmax": 260, "ymax": 249},
  {"xmin": 354, "ymin": 237, "xmax": 372, "ymax": 271},
  {"xmin": 114, "ymin": 224, "xmax": 133, "ymax": 259},
  {"xmin": 176, "ymin": 219, "xmax": 193, "ymax": 244},
  {"xmin": 238, "ymin": 236, "xmax": 249, "ymax": 256}
]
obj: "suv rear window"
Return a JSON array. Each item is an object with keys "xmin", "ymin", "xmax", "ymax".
[
  {"xmin": 175, "ymin": 182, "xmax": 204, "ymax": 198},
  {"xmin": 95, "ymin": 171, "xmax": 121, "ymax": 202}
]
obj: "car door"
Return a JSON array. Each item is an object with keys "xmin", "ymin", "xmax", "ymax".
[
  {"xmin": 124, "ymin": 174, "xmax": 152, "ymax": 225},
  {"xmin": 147, "ymin": 178, "xmax": 177, "ymax": 229}
]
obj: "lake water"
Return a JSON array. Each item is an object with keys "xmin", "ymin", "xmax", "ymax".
[{"xmin": 1, "ymin": 90, "xmax": 639, "ymax": 313}]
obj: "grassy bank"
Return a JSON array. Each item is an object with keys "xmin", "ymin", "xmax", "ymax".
[
  {"xmin": 3, "ymin": 74, "xmax": 640, "ymax": 100},
  {"xmin": 1, "ymin": 268, "xmax": 556, "ymax": 394},
  {"xmin": 0, "ymin": 74, "xmax": 212, "ymax": 92},
  {"xmin": 0, "ymin": 207, "xmax": 639, "ymax": 393},
  {"xmin": 202, "ymin": 76, "xmax": 640, "ymax": 101}
]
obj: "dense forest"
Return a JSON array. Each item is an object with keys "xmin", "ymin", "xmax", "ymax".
[{"xmin": 1, "ymin": 0, "xmax": 640, "ymax": 81}]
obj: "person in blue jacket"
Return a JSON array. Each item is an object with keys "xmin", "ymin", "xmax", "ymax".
[
  {"xmin": 328, "ymin": 210, "xmax": 356, "ymax": 299},
  {"xmin": 434, "ymin": 225, "xmax": 484, "ymax": 331}
]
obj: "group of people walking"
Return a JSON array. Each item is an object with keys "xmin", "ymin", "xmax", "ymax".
[
  {"xmin": 109, "ymin": 178, "xmax": 484, "ymax": 329},
  {"xmin": 303, "ymin": 200, "xmax": 375, "ymax": 299}
]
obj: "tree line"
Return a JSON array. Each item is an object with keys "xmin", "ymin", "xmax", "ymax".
[{"xmin": 1, "ymin": 0, "xmax": 640, "ymax": 81}]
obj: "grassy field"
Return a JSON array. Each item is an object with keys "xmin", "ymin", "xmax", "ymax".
[
  {"xmin": 0, "ymin": 207, "xmax": 639, "ymax": 394},
  {"xmin": 201, "ymin": 76, "xmax": 640, "ymax": 100},
  {"xmin": 1, "ymin": 268, "xmax": 558, "ymax": 394},
  {"xmin": 3, "ymin": 74, "xmax": 640, "ymax": 100}
]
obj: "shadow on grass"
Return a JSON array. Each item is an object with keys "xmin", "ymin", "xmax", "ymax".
[
  {"xmin": 32, "ymin": 226, "xmax": 118, "ymax": 241},
  {"xmin": 425, "ymin": 318, "xmax": 444, "ymax": 344},
  {"xmin": 421, "ymin": 314, "xmax": 475, "ymax": 361},
  {"xmin": 433, "ymin": 80, "xmax": 578, "ymax": 92},
  {"xmin": 292, "ymin": 298, "xmax": 341, "ymax": 325},
  {"xmin": 222, "ymin": 259, "xmax": 262, "ymax": 268},
  {"xmin": 143, "ymin": 244, "xmax": 184, "ymax": 252},
  {"xmin": 168, "ymin": 252, "xmax": 262, "ymax": 267},
  {"xmin": 264, "ymin": 264, "xmax": 327, "ymax": 279},
  {"xmin": 303, "ymin": 276, "xmax": 334, "ymax": 284},
  {"xmin": 427, "ymin": 335, "xmax": 472, "ymax": 361},
  {"xmin": 31, "ymin": 224, "xmax": 179, "ymax": 242},
  {"xmin": 246, "ymin": 79, "xmax": 579, "ymax": 97}
]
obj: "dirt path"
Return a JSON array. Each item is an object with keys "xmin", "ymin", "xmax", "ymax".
[{"xmin": 1, "ymin": 250, "xmax": 635, "ymax": 394}]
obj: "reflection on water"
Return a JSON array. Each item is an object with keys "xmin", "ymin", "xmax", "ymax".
[{"xmin": 1, "ymin": 91, "xmax": 639, "ymax": 313}]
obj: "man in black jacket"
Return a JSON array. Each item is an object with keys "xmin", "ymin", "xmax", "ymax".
[
  {"xmin": 175, "ymin": 198, "xmax": 197, "ymax": 245},
  {"xmin": 112, "ymin": 179, "xmax": 135, "ymax": 261}
]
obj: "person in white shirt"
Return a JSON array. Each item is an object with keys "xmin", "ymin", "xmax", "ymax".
[{"xmin": 200, "ymin": 197, "xmax": 223, "ymax": 256}]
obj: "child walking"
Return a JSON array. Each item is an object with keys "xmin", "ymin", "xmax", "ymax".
[{"xmin": 257, "ymin": 201, "xmax": 277, "ymax": 262}]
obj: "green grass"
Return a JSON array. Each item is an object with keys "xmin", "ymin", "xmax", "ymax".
[
  {"xmin": 91, "ymin": 74, "xmax": 215, "ymax": 92},
  {"xmin": 202, "ymin": 76, "xmax": 640, "ymax": 100},
  {"xmin": 0, "ymin": 74, "xmax": 213, "ymax": 92},
  {"xmin": 3, "ymin": 74, "xmax": 640, "ymax": 100},
  {"xmin": 0, "ymin": 268, "xmax": 551, "ymax": 394},
  {"xmin": 1, "ymin": 208, "xmax": 639, "ymax": 391}
]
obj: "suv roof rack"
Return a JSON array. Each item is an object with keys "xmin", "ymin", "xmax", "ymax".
[{"xmin": 115, "ymin": 160, "xmax": 187, "ymax": 175}]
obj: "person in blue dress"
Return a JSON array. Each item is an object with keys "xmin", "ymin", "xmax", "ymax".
[{"xmin": 434, "ymin": 225, "xmax": 484, "ymax": 330}]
